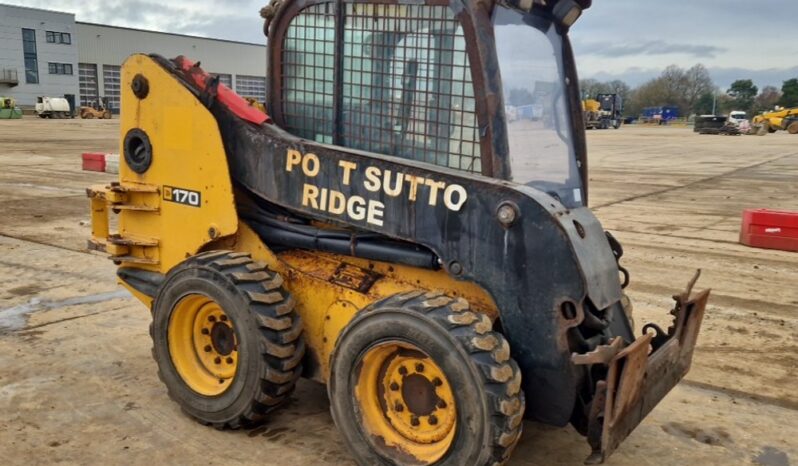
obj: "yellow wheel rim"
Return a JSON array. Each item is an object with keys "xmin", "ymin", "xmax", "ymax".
[
  {"xmin": 355, "ymin": 342, "xmax": 456, "ymax": 464},
  {"xmin": 168, "ymin": 294, "xmax": 239, "ymax": 396}
]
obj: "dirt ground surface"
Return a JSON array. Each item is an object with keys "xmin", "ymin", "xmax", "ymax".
[{"xmin": 0, "ymin": 118, "xmax": 796, "ymax": 466}]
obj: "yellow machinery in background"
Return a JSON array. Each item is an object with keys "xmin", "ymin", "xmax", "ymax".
[
  {"xmin": 87, "ymin": 1, "xmax": 709, "ymax": 464},
  {"xmin": 79, "ymin": 97, "xmax": 113, "ymax": 119},
  {"xmin": 752, "ymin": 106, "xmax": 798, "ymax": 135},
  {"xmin": 582, "ymin": 98, "xmax": 601, "ymax": 125},
  {"xmin": 582, "ymin": 94, "xmax": 623, "ymax": 129}
]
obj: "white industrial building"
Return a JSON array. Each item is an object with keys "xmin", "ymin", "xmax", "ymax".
[{"xmin": 0, "ymin": 3, "xmax": 266, "ymax": 112}]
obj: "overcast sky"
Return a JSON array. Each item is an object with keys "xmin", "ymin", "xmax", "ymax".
[{"xmin": 9, "ymin": 0, "xmax": 798, "ymax": 90}]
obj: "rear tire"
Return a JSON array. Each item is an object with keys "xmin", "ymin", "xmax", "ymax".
[
  {"xmin": 150, "ymin": 250, "xmax": 304, "ymax": 428},
  {"xmin": 329, "ymin": 291, "xmax": 525, "ymax": 465},
  {"xmin": 787, "ymin": 121, "xmax": 798, "ymax": 135}
]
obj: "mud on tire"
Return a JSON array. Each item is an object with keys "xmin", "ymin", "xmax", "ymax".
[
  {"xmin": 150, "ymin": 250, "xmax": 304, "ymax": 429},
  {"xmin": 329, "ymin": 290, "xmax": 525, "ymax": 465}
]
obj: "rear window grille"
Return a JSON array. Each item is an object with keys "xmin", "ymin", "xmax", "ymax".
[
  {"xmin": 281, "ymin": 3, "xmax": 336, "ymax": 145},
  {"xmin": 280, "ymin": 2, "xmax": 482, "ymax": 174}
]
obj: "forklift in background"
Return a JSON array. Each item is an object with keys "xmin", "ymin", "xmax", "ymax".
[
  {"xmin": 80, "ymin": 97, "xmax": 113, "ymax": 119},
  {"xmin": 752, "ymin": 106, "xmax": 798, "ymax": 135}
]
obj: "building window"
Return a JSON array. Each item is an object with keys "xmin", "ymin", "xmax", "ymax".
[
  {"xmin": 46, "ymin": 31, "xmax": 71, "ymax": 44},
  {"xmin": 210, "ymin": 73, "xmax": 232, "ymax": 88},
  {"xmin": 103, "ymin": 65, "xmax": 121, "ymax": 113},
  {"xmin": 79, "ymin": 63, "xmax": 99, "ymax": 106},
  {"xmin": 22, "ymin": 28, "xmax": 39, "ymax": 84},
  {"xmin": 48, "ymin": 63, "xmax": 74, "ymax": 75},
  {"xmin": 236, "ymin": 75, "xmax": 267, "ymax": 103}
]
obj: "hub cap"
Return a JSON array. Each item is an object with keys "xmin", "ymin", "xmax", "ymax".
[
  {"xmin": 355, "ymin": 342, "xmax": 456, "ymax": 464},
  {"xmin": 168, "ymin": 294, "xmax": 238, "ymax": 396}
]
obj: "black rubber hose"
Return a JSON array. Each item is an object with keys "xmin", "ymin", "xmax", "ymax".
[{"xmin": 245, "ymin": 218, "xmax": 440, "ymax": 269}]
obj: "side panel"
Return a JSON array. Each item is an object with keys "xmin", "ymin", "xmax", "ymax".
[
  {"xmin": 116, "ymin": 54, "xmax": 238, "ymax": 273},
  {"xmin": 230, "ymin": 222, "xmax": 500, "ymax": 382}
]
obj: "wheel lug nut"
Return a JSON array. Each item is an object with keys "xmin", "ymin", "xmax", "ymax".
[
  {"xmin": 429, "ymin": 415, "xmax": 438, "ymax": 425},
  {"xmin": 415, "ymin": 363, "xmax": 424, "ymax": 372},
  {"xmin": 437, "ymin": 399, "xmax": 447, "ymax": 409},
  {"xmin": 214, "ymin": 357, "xmax": 221, "ymax": 364},
  {"xmin": 398, "ymin": 366, "xmax": 408, "ymax": 376},
  {"xmin": 226, "ymin": 357, "xmax": 234, "ymax": 364},
  {"xmin": 208, "ymin": 315, "xmax": 216, "ymax": 322},
  {"xmin": 432, "ymin": 377, "xmax": 442, "ymax": 386},
  {"xmin": 394, "ymin": 402, "xmax": 404, "ymax": 412},
  {"xmin": 410, "ymin": 416, "xmax": 419, "ymax": 426},
  {"xmin": 201, "ymin": 328, "xmax": 209, "ymax": 335},
  {"xmin": 389, "ymin": 382, "xmax": 399, "ymax": 391},
  {"xmin": 203, "ymin": 345, "xmax": 212, "ymax": 352}
]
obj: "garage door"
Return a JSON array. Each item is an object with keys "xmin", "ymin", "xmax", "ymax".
[
  {"xmin": 103, "ymin": 65, "xmax": 121, "ymax": 114},
  {"xmin": 78, "ymin": 63, "xmax": 99, "ymax": 107}
]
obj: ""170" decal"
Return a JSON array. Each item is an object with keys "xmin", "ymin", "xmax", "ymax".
[{"xmin": 163, "ymin": 186, "xmax": 201, "ymax": 207}]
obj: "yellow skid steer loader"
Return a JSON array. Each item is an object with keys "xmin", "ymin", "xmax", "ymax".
[{"xmin": 88, "ymin": 0, "xmax": 709, "ymax": 464}]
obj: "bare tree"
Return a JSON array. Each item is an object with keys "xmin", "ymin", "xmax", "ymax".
[
  {"xmin": 625, "ymin": 64, "xmax": 715, "ymax": 116},
  {"xmin": 752, "ymin": 86, "xmax": 782, "ymax": 115},
  {"xmin": 579, "ymin": 79, "xmax": 631, "ymax": 102},
  {"xmin": 683, "ymin": 64, "xmax": 715, "ymax": 114}
]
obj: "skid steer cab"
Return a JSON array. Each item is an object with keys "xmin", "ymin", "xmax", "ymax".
[{"xmin": 87, "ymin": 0, "xmax": 709, "ymax": 463}]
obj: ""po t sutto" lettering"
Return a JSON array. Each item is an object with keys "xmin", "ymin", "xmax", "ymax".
[{"xmin": 285, "ymin": 149, "xmax": 468, "ymax": 227}]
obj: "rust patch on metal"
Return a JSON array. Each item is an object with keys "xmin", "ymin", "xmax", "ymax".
[
  {"xmin": 571, "ymin": 336, "xmax": 623, "ymax": 366},
  {"xmin": 330, "ymin": 262, "xmax": 382, "ymax": 293}
]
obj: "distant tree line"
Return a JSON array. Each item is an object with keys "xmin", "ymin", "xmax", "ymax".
[{"xmin": 579, "ymin": 65, "xmax": 798, "ymax": 118}]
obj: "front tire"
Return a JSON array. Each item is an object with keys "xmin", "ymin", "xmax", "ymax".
[
  {"xmin": 329, "ymin": 291, "xmax": 525, "ymax": 465},
  {"xmin": 150, "ymin": 250, "xmax": 304, "ymax": 428}
]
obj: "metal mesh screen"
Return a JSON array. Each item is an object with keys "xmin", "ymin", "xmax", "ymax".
[
  {"xmin": 281, "ymin": 3, "xmax": 336, "ymax": 144},
  {"xmin": 342, "ymin": 4, "xmax": 481, "ymax": 173},
  {"xmin": 281, "ymin": 2, "xmax": 481, "ymax": 172}
]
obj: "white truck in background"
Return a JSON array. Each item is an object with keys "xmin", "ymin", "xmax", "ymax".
[
  {"xmin": 728, "ymin": 110, "xmax": 747, "ymax": 126},
  {"xmin": 35, "ymin": 96, "xmax": 72, "ymax": 119}
]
